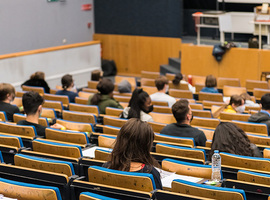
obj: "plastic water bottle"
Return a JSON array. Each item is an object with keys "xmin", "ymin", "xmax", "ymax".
[{"xmin": 211, "ymin": 150, "xmax": 221, "ymax": 182}]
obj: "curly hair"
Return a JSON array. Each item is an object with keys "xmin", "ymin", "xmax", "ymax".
[{"xmin": 209, "ymin": 122, "xmax": 254, "ymax": 160}]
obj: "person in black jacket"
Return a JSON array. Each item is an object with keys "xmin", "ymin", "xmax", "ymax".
[{"xmin": 21, "ymin": 71, "xmax": 50, "ymax": 93}]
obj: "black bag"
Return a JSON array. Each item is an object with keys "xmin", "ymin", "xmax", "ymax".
[{"xmin": 101, "ymin": 59, "xmax": 117, "ymax": 77}]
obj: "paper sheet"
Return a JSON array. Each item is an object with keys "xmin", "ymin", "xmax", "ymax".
[{"xmin": 82, "ymin": 146, "xmax": 112, "ymax": 158}]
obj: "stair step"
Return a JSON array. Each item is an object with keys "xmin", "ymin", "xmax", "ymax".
[
  {"xmin": 160, "ymin": 64, "xmax": 180, "ymax": 76},
  {"xmin": 169, "ymin": 57, "xmax": 181, "ymax": 70}
]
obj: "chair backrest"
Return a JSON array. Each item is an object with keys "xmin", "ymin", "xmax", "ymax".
[
  {"xmin": 113, "ymin": 95, "xmax": 131, "ymax": 103},
  {"xmin": 202, "ymin": 100, "xmax": 226, "ymax": 110},
  {"xmin": 156, "ymin": 143, "xmax": 206, "ymax": 163},
  {"xmin": 223, "ymin": 86, "xmax": 247, "ymax": 97},
  {"xmin": 155, "ymin": 134, "xmax": 195, "ymax": 147},
  {"xmin": 69, "ymin": 103, "xmax": 100, "ymax": 115},
  {"xmin": 172, "ymin": 179, "xmax": 246, "ymax": 200},
  {"xmin": 191, "ymin": 117, "xmax": 220, "ymax": 129},
  {"xmin": 44, "ymin": 93, "xmax": 69, "ymax": 107},
  {"xmin": 78, "ymin": 91, "xmax": 93, "ymax": 99},
  {"xmin": 232, "ymin": 120, "xmax": 268, "ymax": 136},
  {"xmin": 75, "ymin": 97, "xmax": 88, "ymax": 105},
  {"xmin": 169, "ymin": 89, "xmax": 193, "ymax": 99},
  {"xmin": 141, "ymin": 71, "xmax": 160, "ymax": 79},
  {"xmin": 103, "ymin": 116, "xmax": 127, "ymax": 127},
  {"xmin": 102, "ymin": 125, "xmax": 120, "ymax": 136},
  {"xmin": 165, "ymin": 73, "xmax": 176, "ymax": 81},
  {"xmin": 105, "ymin": 107, "xmax": 123, "ymax": 117},
  {"xmin": 152, "ymin": 100, "xmax": 169, "ymax": 106},
  {"xmin": 195, "ymin": 83, "xmax": 204, "ymax": 93},
  {"xmin": 41, "ymin": 108, "xmax": 57, "ymax": 119},
  {"xmin": 254, "ymin": 88, "xmax": 270, "ymax": 100},
  {"xmin": 0, "ymin": 177, "xmax": 62, "ymax": 200},
  {"xmin": 98, "ymin": 135, "xmax": 116, "ymax": 148},
  {"xmin": 0, "ymin": 111, "xmax": 7, "ymax": 122},
  {"xmin": 263, "ymin": 148, "xmax": 270, "ymax": 158},
  {"xmin": 192, "ymin": 75, "xmax": 206, "ymax": 85},
  {"xmin": 153, "ymin": 106, "xmax": 171, "ymax": 114},
  {"xmin": 16, "ymin": 91, "xmax": 26, "ymax": 97},
  {"xmin": 22, "ymin": 85, "xmax": 45, "ymax": 96},
  {"xmin": 141, "ymin": 86, "xmax": 158, "ymax": 95},
  {"xmin": 198, "ymin": 128, "xmax": 215, "ymax": 140},
  {"xmin": 0, "ymin": 134, "xmax": 24, "ymax": 148},
  {"xmin": 217, "ymin": 77, "xmax": 241, "ymax": 89},
  {"xmin": 149, "ymin": 112, "xmax": 176, "ymax": 124},
  {"xmin": 32, "ymin": 139, "xmax": 83, "ymax": 158},
  {"xmin": 148, "ymin": 121, "xmax": 167, "ymax": 133},
  {"xmin": 80, "ymin": 192, "xmax": 119, "ymax": 200},
  {"xmin": 56, "ymin": 119, "xmax": 93, "ymax": 133},
  {"xmin": 192, "ymin": 109, "xmax": 212, "ymax": 118},
  {"xmin": 45, "ymin": 128, "xmax": 89, "ymax": 145},
  {"xmin": 95, "ymin": 149, "xmax": 112, "ymax": 161},
  {"xmin": 190, "ymin": 103, "xmax": 203, "ymax": 110},
  {"xmin": 62, "ymin": 110, "xmax": 97, "ymax": 124},
  {"xmin": 162, "ymin": 158, "xmax": 212, "ymax": 179},
  {"xmin": 14, "ymin": 153, "xmax": 75, "ymax": 177},
  {"xmin": 0, "ymin": 122, "xmax": 36, "ymax": 138},
  {"xmin": 141, "ymin": 78, "xmax": 156, "ymax": 87},
  {"xmin": 220, "ymin": 152, "xmax": 270, "ymax": 172},
  {"xmin": 115, "ymin": 76, "xmax": 136, "ymax": 87},
  {"xmin": 155, "ymin": 190, "xmax": 215, "ymax": 200},
  {"xmin": 246, "ymin": 80, "xmax": 269, "ymax": 92},
  {"xmin": 220, "ymin": 112, "xmax": 251, "ymax": 122},
  {"xmin": 13, "ymin": 113, "xmax": 49, "ymax": 127},
  {"xmin": 88, "ymin": 166, "xmax": 156, "ymax": 192},
  {"xmin": 169, "ymin": 82, "xmax": 189, "ymax": 90},
  {"xmin": 247, "ymin": 134, "xmax": 270, "ymax": 148},
  {"xmin": 88, "ymin": 81, "xmax": 99, "ymax": 89},
  {"xmin": 43, "ymin": 100, "xmax": 63, "ymax": 112},
  {"xmin": 198, "ymin": 92, "xmax": 223, "ymax": 102},
  {"xmin": 83, "ymin": 88, "xmax": 98, "ymax": 93},
  {"xmin": 237, "ymin": 170, "xmax": 270, "ymax": 186}
]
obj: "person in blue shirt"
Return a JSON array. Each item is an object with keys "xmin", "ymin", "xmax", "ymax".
[
  {"xmin": 56, "ymin": 74, "xmax": 78, "ymax": 103},
  {"xmin": 200, "ymin": 75, "xmax": 219, "ymax": 93}
]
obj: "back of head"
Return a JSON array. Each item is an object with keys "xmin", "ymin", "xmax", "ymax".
[
  {"xmin": 128, "ymin": 88, "xmax": 150, "ymax": 119},
  {"xmin": 210, "ymin": 122, "xmax": 254, "ymax": 158},
  {"xmin": 22, "ymin": 91, "xmax": 44, "ymax": 115},
  {"xmin": 61, "ymin": 74, "xmax": 73, "ymax": 90},
  {"xmin": 172, "ymin": 73, "xmax": 183, "ymax": 85},
  {"xmin": 31, "ymin": 71, "xmax": 45, "ymax": 80},
  {"xmin": 240, "ymin": 93, "xmax": 251, "ymax": 101},
  {"xmin": 205, "ymin": 75, "xmax": 217, "ymax": 88},
  {"xmin": 229, "ymin": 95, "xmax": 243, "ymax": 106},
  {"xmin": 109, "ymin": 118, "xmax": 157, "ymax": 171},
  {"xmin": 90, "ymin": 78, "xmax": 115, "ymax": 105},
  {"xmin": 0, "ymin": 83, "xmax": 15, "ymax": 101},
  {"xmin": 118, "ymin": 80, "xmax": 132, "ymax": 93},
  {"xmin": 261, "ymin": 93, "xmax": 270, "ymax": 110},
  {"xmin": 155, "ymin": 76, "xmax": 168, "ymax": 91},
  {"xmin": 91, "ymin": 70, "xmax": 103, "ymax": 81},
  {"xmin": 172, "ymin": 99, "xmax": 189, "ymax": 123}
]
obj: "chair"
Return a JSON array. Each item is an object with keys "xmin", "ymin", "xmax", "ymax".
[
  {"xmin": 202, "ymin": 100, "xmax": 226, "ymax": 110},
  {"xmin": 238, "ymin": 170, "xmax": 270, "ymax": 185},
  {"xmin": 152, "ymin": 100, "xmax": 169, "ymax": 106},
  {"xmin": 45, "ymin": 128, "xmax": 89, "ymax": 145},
  {"xmin": 103, "ymin": 125, "xmax": 120, "ymax": 136},
  {"xmin": 119, "ymin": 102, "xmax": 128, "ymax": 108},
  {"xmin": 153, "ymin": 106, "xmax": 172, "ymax": 114},
  {"xmin": 217, "ymin": 77, "xmax": 241, "ymax": 89},
  {"xmin": 0, "ymin": 134, "xmax": 24, "ymax": 148},
  {"xmin": 88, "ymin": 166, "xmax": 156, "ymax": 192},
  {"xmin": 141, "ymin": 78, "xmax": 156, "ymax": 87},
  {"xmin": 198, "ymin": 92, "xmax": 223, "ymax": 102},
  {"xmin": 141, "ymin": 86, "xmax": 158, "ymax": 95},
  {"xmin": 220, "ymin": 112, "xmax": 251, "ymax": 122},
  {"xmin": 254, "ymin": 88, "xmax": 270, "ymax": 100},
  {"xmin": 155, "ymin": 190, "xmax": 214, "ymax": 200},
  {"xmin": 141, "ymin": 71, "xmax": 160, "ymax": 79},
  {"xmin": 247, "ymin": 134, "xmax": 270, "ymax": 148},
  {"xmin": 41, "ymin": 108, "xmax": 57, "ymax": 119},
  {"xmin": 69, "ymin": 103, "xmax": 99, "ymax": 115},
  {"xmin": 192, "ymin": 75, "xmax": 206, "ymax": 85},
  {"xmin": 43, "ymin": 100, "xmax": 63, "ymax": 113},
  {"xmin": 245, "ymin": 106, "xmax": 261, "ymax": 112},
  {"xmin": 220, "ymin": 152, "xmax": 270, "ymax": 172},
  {"xmin": 232, "ymin": 120, "xmax": 268, "ymax": 136},
  {"xmin": 223, "ymin": 86, "xmax": 247, "ymax": 97},
  {"xmin": 169, "ymin": 82, "xmax": 189, "ymax": 90},
  {"xmin": 78, "ymin": 91, "xmax": 93, "ymax": 99},
  {"xmin": 13, "ymin": 113, "xmax": 49, "ymax": 127},
  {"xmin": 114, "ymin": 76, "xmax": 136, "ymax": 87},
  {"xmin": 62, "ymin": 110, "xmax": 97, "ymax": 124},
  {"xmin": 44, "ymin": 93, "xmax": 69, "ymax": 107},
  {"xmin": 105, "ymin": 107, "xmax": 123, "ymax": 117},
  {"xmin": 113, "ymin": 95, "xmax": 131, "ymax": 103},
  {"xmin": 166, "ymin": 73, "xmax": 176, "ymax": 81},
  {"xmin": 79, "ymin": 192, "xmax": 119, "ymax": 200},
  {"xmin": 0, "ymin": 122, "xmax": 36, "ymax": 138},
  {"xmin": 32, "ymin": 139, "xmax": 83, "ymax": 158},
  {"xmin": 98, "ymin": 135, "xmax": 116, "ymax": 148},
  {"xmin": 195, "ymin": 83, "xmax": 204, "ymax": 93},
  {"xmin": 154, "ymin": 134, "xmax": 195, "ymax": 147},
  {"xmin": 190, "ymin": 103, "xmax": 203, "ymax": 110},
  {"xmin": 15, "ymin": 91, "xmax": 26, "ymax": 97},
  {"xmin": 169, "ymin": 89, "xmax": 193, "ymax": 99},
  {"xmin": 192, "ymin": 109, "xmax": 212, "ymax": 118},
  {"xmin": 246, "ymin": 80, "xmax": 269, "ymax": 92},
  {"xmin": 0, "ymin": 111, "xmax": 7, "ymax": 121},
  {"xmin": 75, "ymin": 97, "xmax": 88, "ymax": 105},
  {"xmin": 103, "ymin": 116, "xmax": 127, "ymax": 127},
  {"xmin": 148, "ymin": 121, "xmax": 167, "ymax": 133},
  {"xmin": 56, "ymin": 119, "xmax": 93, "ymax": 133},
  {"xmin": 264, "ymin": 148, "xmax": 270, "ymax": 158},
  {"xmin": 14, "ymin": 153, "xmax": 75, "ymax": 177},
  {"xmin": 12, "ymin": 97, "xmax": 23, "ymax": 108},
  {"xmin": 155, "ymin": 143, "xmax": 206, "ymax": 163},
  {"xmin": 190, "ymin": 117, "xmax": 220, "ymax": 129},
  {"xmin": 149, "ymin": 112, "xmax": 176, "ymax": 124},
  {"xmin": 172, "ymin": 179, "xmax": 246, "ymax": 200},
  {"xmin": 83, "ymin": 88, "xmax": 98, "ymax": 93},
  {"xmin": 88, "ymin": 81, "xmax": 99, "ymax": 89},
  {"xmin": 95, "ymin": 148, "xmax": 112, "ymax": 161},
  {"xmin": 22, "ymin": 85, "xmax": 45, "ymax": 96},
  {"xmin": 0, "ymin": 177, "xmax": 62, "ymax": 200},
  {"xmin": 198, "ymin": 128, "xmax": 215, "ymax": 140},
  {"xmin": 162, "ymin": 158, "xmax": 212, "ymax": 179}
]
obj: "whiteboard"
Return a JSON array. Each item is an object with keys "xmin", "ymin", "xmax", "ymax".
[{"xmin": 218, "ymin": 0, "xmax": 270, "ymax": 3}]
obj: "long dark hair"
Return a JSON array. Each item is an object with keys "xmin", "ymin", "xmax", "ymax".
[
  {"xmin": 91, "ymin": 78, "xmax": 114, "ymax": 105},
  {"xmin": 108, "ymin": 118, "xmax": 159, "ymax": 171},
  {"xmin": 127, "ymin": 88, "xmax": 149, "ymax": 119},
  {"xmin": 209, "ymin": 122, "xmax": 254, "ymax": 160}
]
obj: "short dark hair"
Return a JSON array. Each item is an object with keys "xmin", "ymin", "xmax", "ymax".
[
  {"xmin": 261, "ymin": 93, "xmax": 270, "ymax": 110},
  {"xmin": 155, "ymin": 76, "xmax": 168, "ymax": 91},
  {"xmin": 172, "ymin": 73, "xmax": 183, "ymax": 85},
  {"xmin": 61, "ymin": 74, "xmax": 73, "ymax": 90},
  {"xmin": 91, "ymin": 70, "xmax": 102, "ymax": 81},
  {"xmin": 172, "ymin": 99, "xmax": 190, "ymax": 123},
  {"xmin": 229, "ymin": 95, "xmax": 243, "ymax": 106},
  {"xmin": 22, "ymin": 91, "xmax": 44, "ymax": 115},
  {"xmin": 0, "ymin": 83, "xmax": 15, "ymax": 101},
  {"xmin": 205, "ymin": 75, "xmax": 217, "ymax": 88}
]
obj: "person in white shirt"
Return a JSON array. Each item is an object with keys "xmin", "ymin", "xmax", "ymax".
[{"xmin": 150, "ymin": 76, "xmax": 176, "ymax": 107}]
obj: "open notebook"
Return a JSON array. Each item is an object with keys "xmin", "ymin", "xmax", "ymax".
[{"xmin": 82, "ymin": 146, "xmax": 112, "ymax": 158}]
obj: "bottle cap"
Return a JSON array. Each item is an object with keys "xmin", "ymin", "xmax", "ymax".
[{"xmin": 214, "ymin": 150, "xmax": 219, "ymax": 153}]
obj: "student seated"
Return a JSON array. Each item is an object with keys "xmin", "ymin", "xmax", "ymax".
[
  {"xmin": 21, "ymin": 71, "xmax": 50, "ymax": 93},
  {"xmin": 121, "ymin": 88, "xmax": 154, "ymax": 122},
  {"xmin": 209, "ymin": 122, "xmax": 262, "ymax": 159},
  {"xmin": 88, "ymin": 78, "xmax": 123, "ymax": 114},
  {"xmin": 118, "ymin": 80, "xmax": 132, "ymax": 93},
  {"xmin": 0, "ymin": 83, "xmax": 20, "ymax": 122},
  {"xmin": 150, "ymin": 76, "xmax": 176, "ymax": 108},
  {"xmin": 17, "ymin": 91, "xmax": 63, "ymax": 137},
  {"xmin": 200, "ymin": 75, "xmax": 219, "ymax": 93},
  {"xmin": 56, "ymin": 74, "xmax": 78, "ymax": 103},
  {"xmin": 223, "ymin": 95, "xmax": 245, "ymax": 114},
  {"xmin": 172, "ymin": 73, "xmax": 195, "ymax": 93},
  {"xmin": 103, "ymin": 118, "xmax": 162, "ymax": 189},
  {"xmin": 160, "ymin": 99, "xmax": 206, "ymax": 146},
  {"xmin": 91, "ymin": 69, "xmax": 103, "ymax": 81},
  {"xmin": 240, "ymin": 93, "xmax": 260, "ymax": 108}
]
